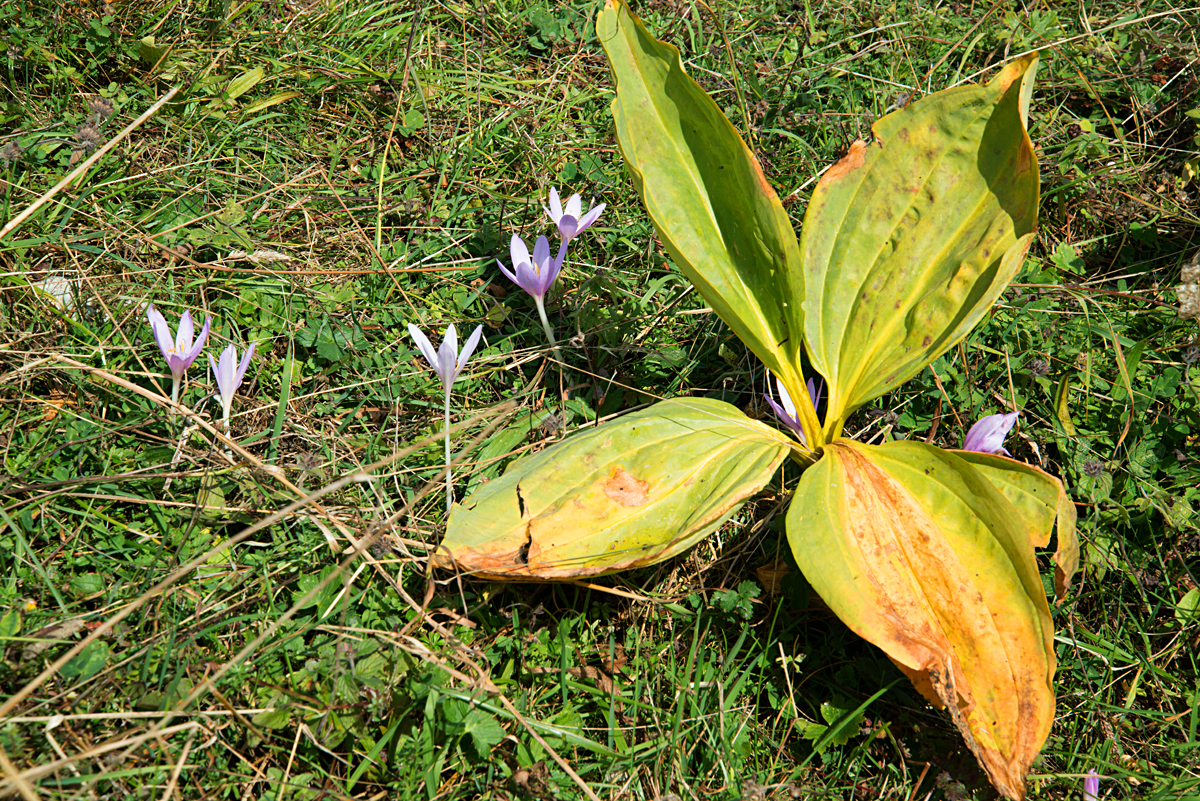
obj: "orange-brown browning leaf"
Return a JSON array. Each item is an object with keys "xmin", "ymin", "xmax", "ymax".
[{"xmin": 788, "ymin": 440, "xmax": 1056, "ymax": 800}]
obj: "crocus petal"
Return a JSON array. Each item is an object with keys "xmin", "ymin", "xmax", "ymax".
[
  {"xmin": 962, "ymin": 411, "xmax": 1019, "ymax": 455},
  {"xmin": 574, "ymin": 202, "xmax": 606, "ymax": 234},
  {"xmin": 775, "ymin": 376, "xmax": 798, "ymax": 418},
  {"xmin": 454, "ymin": 325, "xmax": 484, "ymax": 382},
  {"xmin": 208, "ymin": 352, "xmax": 219, "ymax": 387},
  {"xmin": 176, "ymin": 311, "xmax": 194, "ymax": 353},
  {"xmin": 807, "ymin": 377, "xmax": 824, "ymax": 410},
  {"xmin": 407, "ymin": 324, "xmax": 441, "ymax": 375},
  {"xmin": 435, "ymin": 324, "xmax": 460, "ymax": 387},
  {"xmin": 564, "ymin": 192, "xmax": 582, "ymax": 220},
  {"xmin": 515, "ymin": 258, "xmax": 544, "ymax": 299},
  {"xmin": 147, "ymin": 305, "xmax": 173, "ymax": 362},
  {"xmin": 530, "ymin": 236, "xmax": 556, "ymax": 295},
  {"xmin": 1083, "ymin": 770, "xmax": 1099, "ymax": 801},
  {"xmin": 217, "ymin": 344, "xmax": 238, "ymax": 400},
  {"xmin": 545, "ymin": 187, "xmax": 563, "ymax": 223},
  {"xmin": 532, "ymin": 235, "xmax": 552, "ymax": 270},
  {"xmin": 234, "ymin": 342, "xmax": 255, "ymax": 386},
  {"xmin": 542, "ymin": 243, "xmax": 565, "ymax": 291},
  {"xmin": 180, "ymin": 317, "xmax": 211, "ymax": 369},
  {"xmin": 764, "ymin": 393, "xmax": 805, "ymax": 441},
  {"xmin": 509, "ymin": 233, "xmax": 530, "ymax": 273},
  {"xmin": 497, "ymin": 258, "xmax": 520, "ymax": 287}
]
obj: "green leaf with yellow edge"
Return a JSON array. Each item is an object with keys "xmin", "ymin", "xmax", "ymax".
[
  {"xmin": 955, "ymin": 450, "xmax": 1079, "ymax": 603},
  {"xmin": 788, "ymin": 439, "xmax": 1054, "ymax": 801},
  {"xmin": 800, "ymin": 56, "xmax": 1040, "ymax": 434},
  {"xmin": 596, "ymin": 0, "xmax": 817, "ymax": 442},
  {"xmin": 436, "ymin": 398, "xmax": 793, "ymax": 580}
]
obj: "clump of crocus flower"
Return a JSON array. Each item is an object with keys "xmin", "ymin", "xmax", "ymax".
[
  {"xmin": 147, "ymin": 304, "xmax": 211, "ymax": 405},
  {"xmin": 962, "ymin": 411, "xmax": 1019, "ymax": 456},
  {"xmin": 209, "ymin": 343, "xmax": 255, "ymax": 435},
  {"xmin": 407, "ymin": 323, "xmax": 484, "ymax": 513},
  {"xmin": 497, "ymin": 187, "xmax": 605, "ymax": 357}
]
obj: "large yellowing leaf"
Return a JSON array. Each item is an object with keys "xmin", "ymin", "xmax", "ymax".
[
  {"xmin": 436, "ymin": 399, "xmax": 792, "ymax": 579},
  {"xmin": 955, "ymin": 450, "xmax": 1079, "ymax": 603},
  {"xmin": 800, "ymin": 57, "xmax": 1040, "ymax": 432},
  {"xmin": 788, "ymin": 440, "xmax": 1054, "ymax": 801},
  {"xmin": 596, "ymin": 0, "xmax": 817, "ymax": 440}
]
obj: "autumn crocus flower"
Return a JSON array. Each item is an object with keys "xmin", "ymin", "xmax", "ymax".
[
  {"xmin": 147, "ymin": 304, "xmax": 211, "ymax": 404},
  {"xmin": 408, "ymin": 323, "xmax": 484, "ymax": 513},
  {"xmin": 497, "ymin": 234, "xmax": 564, "ymax": 356},
  {"xmin": 764, "ymin": 373, "xmax": 823, "ymax": 445},
  {"xmin": 544, "ymin": 187, "xmax": 605, "ymax": 242},
  {"xmin": 962, "ymin": 411, "xmax": 1019, "ymax": 456},
  {"xmin": 209, "ymin": 343, "xmax": 255, "ymax": 433}
]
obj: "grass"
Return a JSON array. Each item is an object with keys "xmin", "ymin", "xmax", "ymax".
[{"xmin": 1, "ymin": 0, "xmax": 1198, "ymax": 798}]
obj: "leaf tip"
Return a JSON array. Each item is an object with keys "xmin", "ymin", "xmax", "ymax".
[{"xmin": 818, "ymin": 139, "xmax": 868, "ymax": 188}]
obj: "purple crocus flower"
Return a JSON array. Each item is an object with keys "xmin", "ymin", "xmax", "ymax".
[
  {"xmin": 147, "ymin": 304, "xmax": 211, "ymax": 403},
  {"xmin": 497, "ymin": 234, "xmax": 562, "ymax": 301},
  {"xmin": 497, "ymin": 234, "xmax": 565, "ymax": 354},
  {"xmin": 544, "ymin": 187, "xmax": 605, "ymax": 242},
  {"xmin": 407, "ymin": 323, "xmax": 484, "ymax": 396},
  {"xmin": 1083, "ymin": 769, "xmax": 1099, "ymax": 801},
  {"xmin": 208, "ymin": 343, "xmax": 255, "ymax": 431},
  {"xmin": 764, "ymin": 373, "xmax": 823, "ymax": 445},
  {"xmin": 408, "ymin": 323, "xmax": 485, "ymax": 513},
  {"xmin": 962, "ymin": 411, "xmax": 1019, "ymax": 456}
]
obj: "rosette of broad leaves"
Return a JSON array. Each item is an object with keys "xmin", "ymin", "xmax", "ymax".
[{"xmin": 436, "ymin": 3, "xmax": 1077, "ymax": 798}]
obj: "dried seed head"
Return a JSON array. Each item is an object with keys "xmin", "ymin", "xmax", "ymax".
[
  {"xmin": 0, "ymin": 140, "xmax": 23, "ymax": 163},
  {"xmin": 1067, "ymin": 123, "xmax": 1083, "ymax": 138},
  {"xmin": 1028, "ymin": 358, "xmax": 1051, "ymax": 377},
  {"xmin": 86, "ymin": 95, "xmax": 115, "ymax": 121},
  {"xmin": 74, "ymin": 123, "xmax": 102, "ymax": 150},
  {"xmin": 1083, "ymin": 459, "xmax": 1104, "ymax": 478}
]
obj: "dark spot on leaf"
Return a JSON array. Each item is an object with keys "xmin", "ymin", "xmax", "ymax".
[
  {"xmin": 517, "ymin": 525, "xmax": 531, "ymax": 565},
  {"xmin": 516, "ymin": 484, "xmax": 527, "ymax": 518},
  {"xmin": 922, "ymin": 335, "xmax": 932, "ymax": 347}
]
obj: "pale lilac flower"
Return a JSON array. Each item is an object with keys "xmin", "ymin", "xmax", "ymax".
[
  {"xmin": 496, "ymin": 234, "xmax": 564, "ymax": 354},
  {"xmin": 147, "ymin": 304, "xmax": 211, "ymax": 403},
  {"xmin": 407, "ymin": 323, "xmax": 483, "ymax": 396},
  {"xmin": 544, "ymin": 187, "xmax": 605, "ymax": 241},
  {"xmin": 962, "ymin": 411, "xmax": 1019, "ymax": 456},
  {"xmin": 497, "ymin": 234, "xmax": 562, "ymax": 301},
  {"xmin": 764, "ymin": 373, "xmax": 823, "ymax": 445},
  {"xmin": 407, "ymin": 323, "xmax": 485, "ymax": 513},
  {"xmin": 208, "ymin": 343, "xmax": 255, "ymax": 431},
  {"xmin": 1083, "ymin": 769, "xmax": 1099, "ymax": 801}
]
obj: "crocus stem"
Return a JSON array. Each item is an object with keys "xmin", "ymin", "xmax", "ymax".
[
  {"xmin": 444, "ymin": 388, "xmax": 452, "ymax": 514},
  {"xmin": 170, "ymin": 377, "xmax": 180, "ymax": 406},
  {"xmin": 221, "ymin": 410, "xmax": 232, "ymax": 460},
  {"xmin": 533, "ymin": 295, "xmax": 563, "ymax": 361}
]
